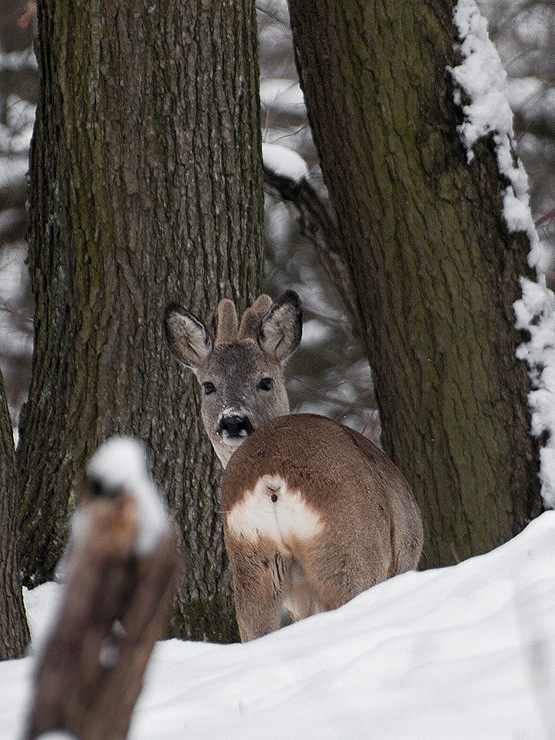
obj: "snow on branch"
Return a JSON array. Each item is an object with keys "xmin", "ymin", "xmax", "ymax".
[
  {"xmin": 262, "ymin": 142, "xmax": 309, "ymax": 184},
  {"xmin": 450, "ymin": 0, "xmax": 555, "ymax": 508},
  {"xmin": 25, "ymin": 437, "xmax": 178, "ymax": 740},
  {"xmin": 84, "ymin": 436, "xmax": 168, "ymax": 556}
]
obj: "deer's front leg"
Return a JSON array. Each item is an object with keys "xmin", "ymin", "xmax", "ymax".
[{"xmin": 224, "ymin": 532, "xmax": 288, "ymax": 641}]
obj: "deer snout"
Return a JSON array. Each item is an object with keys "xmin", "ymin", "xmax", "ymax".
[{"xmin": 218, "ymin": 414, "xmax": 254, "ymax": 443}]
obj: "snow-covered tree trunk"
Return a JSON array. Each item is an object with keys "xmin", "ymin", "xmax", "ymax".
[
  {"xmin": 287, "ymin": 0, "xmax": 541, "ymax": 567},
  {"xmin": 25, "ymin": 438, "xmax": 177, "ymax": 740},
  {"xmin": 18, "ymin": 0, "xmax": 263, "ymax": 640},
  {"xmin": 0, "ymin": 368, "xmax": 29, "ymax": 658}
]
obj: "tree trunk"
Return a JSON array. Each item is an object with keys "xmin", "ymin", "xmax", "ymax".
[
  {"xmin": 0, "ymin": 367, "xmax": 30, "ymax": 658},
  {"xmin": 19, "ymin": 0, "xmax": 263, "ymax": 640},
  {"xmin": 26, "ymin": 484, "xmax": 177, "ymax": 740},
  {"xmin": 287, "ymin": 0, "xmax": 541, "ymax": 567}
]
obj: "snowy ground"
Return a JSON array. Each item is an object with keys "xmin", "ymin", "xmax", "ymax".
[{"xmin": 2, "ymin": 511, "xmax": 555, "ymax": 740}]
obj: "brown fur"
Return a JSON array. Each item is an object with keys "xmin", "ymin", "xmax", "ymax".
[
  {"xmin": 237, "ymin": 294, "xmax": 273, "ymax": 340},
  {"xmin": 222, "ymin": 414, "xmax": 423, "ymax": 641},
  {"xmin": 164, "ymin": 293, "xmax": 423, "ymax": 641},
  {"xmin": 215, "ymin": 299, "xmax": 239, "ymax": 344}
]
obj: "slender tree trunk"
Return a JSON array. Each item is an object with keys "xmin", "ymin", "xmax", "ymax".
[
  {"xmin": 287, "ymin": 0, "xmax": 541, "ymax": 567},
  {"xmin": 19, "ymin": 0, "xmax": 263, "ymax": 640},
  {"xmin": 26, "ymin": 486, "xmax": 177, "ymax": 740},
  {"xmin": 0, "ymin": 368, "xmax": 30, "ymax": 658}
]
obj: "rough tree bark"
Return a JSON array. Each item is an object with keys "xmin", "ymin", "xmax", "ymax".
[
  {"xmin": 0, "ymin": 368, "xmax": 29, "ymax": 658},
  {"xmin": 26, "ymin": 481, "xmax": 178, "ymax": 740},
  {"xmin": 18, "ymin": 0, "xmax": 263, "ymax": 640},
  {"xmin": 287, "ymin": 0, "xmax": 541, "ymax": 567}
]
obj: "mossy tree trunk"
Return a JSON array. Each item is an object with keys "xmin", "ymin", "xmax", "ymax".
[
  {"xmin": 18, "ymin": 0, "xmax": 263, "ymax": 640},
  {"xmin": 0, "ymin": 368, "xmax": 30, "ymax": 658},
  {"xmin": 287, "ymin": 0, "xmax": 541, "ymax": 567}
]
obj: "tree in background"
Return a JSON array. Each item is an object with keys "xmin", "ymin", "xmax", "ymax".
[
  {"xmin": 0, "ymin": 369, "xmax": 29, "ymax": 657},
  {"xmin": 286, "ymin": 0, "xmax": 542, "ymax": 567},
  {"xmin": 12, "ymin": 0, "xmax": 263, "ymax": 642}
]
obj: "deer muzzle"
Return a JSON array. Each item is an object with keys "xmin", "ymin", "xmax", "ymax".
[{"xmin": 217, "ymin": 414, "xmax": 254, "ymax": 446}]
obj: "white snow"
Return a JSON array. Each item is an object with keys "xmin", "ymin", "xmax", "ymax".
[
  {"xmin": 449, "ymin": 0, "xmax": 540, "ymax": 263},
  {"xmin": 0, "ymin": 49, "xmax": 37, "ymax": 73},
  {"xmin": 2, "ymin": 512, "xmax": 555, "ymax": 739},
  {"xmin": 260, "ymin": 78, "xmax": 306, "ymax": 115},
  {"xmin": 85, "ymin": 436, "xmax": 168, "ymax": 556},
  {"xmin": 0, "ymin": 95, "xmax": 35, "ymax": 154},
  {"xmin": 449, "ymin": 2, "xmax": 513, "ymax": 162},
  {"xmin": 450, "ymin": 0, "xmax": 555, "ymax": 508},
  {"xmin": 262, "ymin": 142, "xmax": 309, "ymax": 184},
  {"xmin": 515, "ymin": 278, "xmax": 555, "ymax": 507}
]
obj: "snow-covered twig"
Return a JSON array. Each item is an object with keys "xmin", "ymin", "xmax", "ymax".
[
  {"xmin": 262, "ymin": 151, "xmax": 357, "ymax": 324},
  {"xmin": 262, "ymin": 142, "xmax": 309, "ymax": 184},
  {"xmin": 85, "ymin": 436, "xmax": 168, "ymax": 556}
]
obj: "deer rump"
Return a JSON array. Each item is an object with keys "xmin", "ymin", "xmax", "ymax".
[{"xmin": 222, "ymin": 413, "xmax": 423, "ymax": 641}]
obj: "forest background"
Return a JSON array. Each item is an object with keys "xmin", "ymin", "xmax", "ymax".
[{"xmin": 1, "ymin": 0, "xmax": 555, "ymax": 657}]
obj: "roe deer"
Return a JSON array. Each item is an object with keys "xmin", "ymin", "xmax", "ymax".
[
  {"xmin": 164, "ymin": 291, "xmax": 302, "ymax": 466},
  {"xmin": 164, "ymin": 293, "xmax": 423, "ymax": 641}
]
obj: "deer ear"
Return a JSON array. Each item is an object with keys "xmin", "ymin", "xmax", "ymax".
[
  {"xmin": 259, "ymin": 290, "xmax": 302, "ymax": 363},
  {"xmin": 163, "ymin": 302, "xmax": 213, "ymax": 372}
]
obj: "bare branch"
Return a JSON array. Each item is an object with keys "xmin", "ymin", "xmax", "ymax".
[{"xmin": 263, "ymin": 166, "xmax": 358, "ymax": 325}]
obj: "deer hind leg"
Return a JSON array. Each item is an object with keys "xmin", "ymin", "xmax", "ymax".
[
  {"xmin": 298, "ymin": 538, "xmax": 390, "ymax": 612},
  {"xmin": 225, "ymin": 533, "xmax": 291, "ymax": 641}
]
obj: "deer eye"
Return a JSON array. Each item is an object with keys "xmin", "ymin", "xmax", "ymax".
[
  {"xmin": 202, "ymin": 382, "xmax": 216, "ymax": 395},
  {"xmin": 257, "ymin": 377, "xmax": 273, "ymax": 391}
]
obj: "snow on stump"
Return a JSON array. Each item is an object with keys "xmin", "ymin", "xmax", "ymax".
[{"xmin": 24, "ymin": 437, "xmax": 178, "ymax": 740}]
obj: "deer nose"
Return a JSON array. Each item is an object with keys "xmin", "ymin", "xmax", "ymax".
[{"xmin": 218, "ymin": 415, "xmax": 254, "ymax": 440}]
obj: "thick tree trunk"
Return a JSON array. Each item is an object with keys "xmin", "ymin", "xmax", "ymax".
[
  {"xmin": 19, "ymin": 0, "xmax": 263, "ymax": 640},
  {"xmin": 287, "ymin": 0, "xmax": 541, "ymax": 567},
  {"xmin": 0, "ymin": 368, "xmax": 30, "ymax": 658}
]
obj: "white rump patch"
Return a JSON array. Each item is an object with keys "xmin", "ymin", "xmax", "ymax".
[{"xmin": 226, "ymin": 475, "xmax": 324, "ymax": 548}]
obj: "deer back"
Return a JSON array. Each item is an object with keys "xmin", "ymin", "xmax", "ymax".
[{"xmin": 221, "ymin": 413, "xmax": 423, "ymax": 640}]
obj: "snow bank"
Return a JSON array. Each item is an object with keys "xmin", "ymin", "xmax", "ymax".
[
  {"xmin": 3, "ymin": 512, "xmax": 555, "ymax": 739},
  {"xmin": 450, "ymin": 0, "xmax": 555, "ymax": 508}
]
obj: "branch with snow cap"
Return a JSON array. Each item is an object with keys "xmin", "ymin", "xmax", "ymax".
[
  {"xmin": 262, "ymin": 143, "xmax": 357, "ymax": 322},
  {"xmin": 262, "ymin": 142, "xmax": 309, "ymax": 184},
  {"xmin": 25, "ymin": 437, "xmax": 178, "ymax": 740},
  {"xmin": 84, "ymin": 435, "xmax": 168, "ymax": 556},
  {"xmin": 450, "ymin": 0, "xmax": 555, "ymax": 508}
]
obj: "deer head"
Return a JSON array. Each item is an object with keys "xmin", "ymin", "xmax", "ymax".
[{"xmin": 163, "ymin": 291, "xmax": 302, "ymax": 466}]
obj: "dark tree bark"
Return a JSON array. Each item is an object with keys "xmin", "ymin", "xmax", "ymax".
[
  {"xmin": 0, "ymin": 367, "xmax": 30, "ymax": 658},
  {"xmin": 18, "ymin": 0, "xmax": 263, "ymax": 640},
  {"xmin": 287, "ymin": 0, "xmax": 541, "ymax": 567},
  {"xmin": 26, "ymin": 488, "xmax": 178, "ymax": 740}
]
